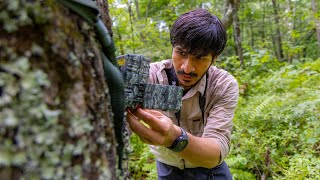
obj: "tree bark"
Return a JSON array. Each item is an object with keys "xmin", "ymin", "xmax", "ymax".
[
  {"xmin": 250, "ymin": 23, "xmax": 254, "ymax": 47},
  {"xmin": 260, "ymin": 2, "xmax": 266, "ymax": 42},
  {"xmin": 312, "ymin": 0, "xmax": 320, "ymax": 49},
  {"xmin": 145, "ymin": 0, "xmax": 153, "ymax": 18},
  {"xmin": 272, "ymin": 0, "xmax": 284, "ymax": 61},
  {"xmin": 134, "ymin": 0, "xmax": 141, "ymax": 19},
  {"xmin": 128, "ymin": 0, "xmax": 136, "ymax": 53},
  {"xmin": 222, "ymin": 0, "xmax": 244, "ymax": 68},
  {"xmin": 222, "ymin": 0, "xmax": 234, "ymax": 29},
  {"xmin": 0, "ymin": 1, "xmax": 119, "ymax": 179},
  {"xmin": 232, "ymin": 0, "xmax": 244, "ymax": 68}
]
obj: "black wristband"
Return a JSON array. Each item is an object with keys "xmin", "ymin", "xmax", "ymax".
[{"xmin": 167, "ymin": 127, "xmax": 189, "ymax": 152}]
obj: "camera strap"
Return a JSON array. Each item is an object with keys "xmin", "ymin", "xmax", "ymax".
[{"xmin": 57, "ymin": 0, "xmax": 125, "ymax": 171}]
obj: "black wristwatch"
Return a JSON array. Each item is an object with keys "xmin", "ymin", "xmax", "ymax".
[{"xmin": 167, "ymin": 127, "xmax": 189, "ymax": 152}]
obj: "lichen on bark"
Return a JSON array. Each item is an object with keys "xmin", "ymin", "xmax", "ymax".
[{"xmin": 0, "ymin": 0, "xmax": 118, "ymax": 179}]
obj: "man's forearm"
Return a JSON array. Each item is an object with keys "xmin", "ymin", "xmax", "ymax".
[{"xmin": 176, "ymin": 131, "xmax": 221, "ymax": 168}]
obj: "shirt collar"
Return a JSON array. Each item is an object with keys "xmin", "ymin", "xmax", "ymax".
[
  {"xmin": 156, "ymin": 59, "xmax": 173, "ymax": 84},
  {"xmin": 182, "ymin": 73, "xmax": 207, "ymax": 100}
]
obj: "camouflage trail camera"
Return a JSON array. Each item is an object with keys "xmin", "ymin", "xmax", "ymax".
[{"xmin": 117, "ymin": 54, "xmax": 183, "ymax": 112}]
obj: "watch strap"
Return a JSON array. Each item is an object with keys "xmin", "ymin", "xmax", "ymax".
[{"xmin": 167, "ymin": 127, "xmax": 188, "ymax": 152}]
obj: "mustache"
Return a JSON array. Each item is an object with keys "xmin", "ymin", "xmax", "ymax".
[{"xmin": 177, "ymin": 70, "xmax": 197, "ymax": 77}]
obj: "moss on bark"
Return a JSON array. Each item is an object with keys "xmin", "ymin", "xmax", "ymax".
[{"xmin": 0, "ymin": 0, "xmax": 118, "ymax": 179}]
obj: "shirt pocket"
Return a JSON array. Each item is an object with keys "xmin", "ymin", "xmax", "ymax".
[{"xmin": 187, "ymin": 111, "xmax": 204, "ymax": 137}]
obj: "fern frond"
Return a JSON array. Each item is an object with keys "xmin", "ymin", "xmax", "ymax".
[
  {"xmin": 249, "ymin": 94, "xmax": 275, "ymax": 121},
  {"xmin": 142, "ymin": 162, "xmax": 156, "ymax": 172}
]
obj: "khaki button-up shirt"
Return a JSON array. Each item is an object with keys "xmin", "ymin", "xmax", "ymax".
[{"xmin": 148, "ymin": 59, "xmax": 239, "ymax": 169}]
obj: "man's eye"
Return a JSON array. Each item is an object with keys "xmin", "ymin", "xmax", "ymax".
[
  {"xmin": 196, "ymin": 56, "xmax": 206, "ymax": 60},
  {"xmin": 179, "ymin": 51, "xmax": 187, "ymax": 56}
]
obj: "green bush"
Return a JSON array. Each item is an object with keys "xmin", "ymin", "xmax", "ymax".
[
  {"xmin": 228, "ymin": 58, "xmax": 320, "ymax": 179},
  {"xmin": 128, "ymin": 134, "xmax": 157, "ymax": 180}
]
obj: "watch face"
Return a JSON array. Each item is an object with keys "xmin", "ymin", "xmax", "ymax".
[
  {"xmin": 176, "ymin": 139, "xmax": 188, "ymax": 151},
  {"xmin": 168, "ymin": 128, "xmax": 189, "ymax": 152}
]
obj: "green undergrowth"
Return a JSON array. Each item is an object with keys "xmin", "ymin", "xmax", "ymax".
[
  {"xmin": 128, "ymin": 134, "xmax": 157, "ymax": 180},
  {"xmin": 227, "ymin": 57, "xmax": 320, "ymax": 179}
]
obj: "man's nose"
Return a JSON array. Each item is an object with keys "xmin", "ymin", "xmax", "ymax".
[{"xmin": 181, "ymin": 57, "xmax": 195, "ymax": 74}]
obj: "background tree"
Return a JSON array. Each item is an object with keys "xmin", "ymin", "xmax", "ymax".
[
  {"xmin": 312, "ymin": 0, "xmax": 320, "ymax": 49},
  {"xmin": 0, "ymin": 0, "xmax": 121, "ymax": 179},
  {"xmin": 222, "ymin": 0, "xmax": 244, "ymax": 68},
  {"xmin": 272, "ymin": 0, "xmax": 285, "ymax": 61}
]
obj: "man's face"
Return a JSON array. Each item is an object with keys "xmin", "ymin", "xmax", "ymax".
[{"xmin": 172, "ymin": 46, "xmax": 214, "ymax": 90}]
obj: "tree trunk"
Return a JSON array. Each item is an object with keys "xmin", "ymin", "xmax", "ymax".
[
  {"xmin": 222, "ymin": 0, "xmax": 244, "ymax": 68},
  {"xmin": 222, "ymin": 0, "xmax": 233, "ymax": 29},
  {"xmin": 287, "ymin": 0, "xmax": 294, "ymax": 63},
  {"xmin": 134, "ymin": 0, "xmax": 141, "ymax": 19},
  {"xmin": 145, "ymin": 0, "xmax": 152, "ymax": 18},
  {"xmin": 272, "ymin": 0, "xmax": 284, "ymax": 61},
  {"xmin": 250, "ymin": 23, "xmax": 254, "ymax": 47},
  {"xmin": 232, "ymin": 0, "xmax": 244, "ymax": 68},
  {"xmin": 312, "ymin": 0, "xmax": 320, "ymax": 49},
  {"xmin": 128, "ymin": 0, "xmax": 136, "ymax": 53},
  {"xmin": 261, "ymin": 2, "xmax": 266, "ymax": 42},
  {"xmin": 0, "ymin": 1, "xmax": 120, "ymax": 179},
  {"xmin": 116, "ymin": 27, "xmax": 126, "ymax": 55}
]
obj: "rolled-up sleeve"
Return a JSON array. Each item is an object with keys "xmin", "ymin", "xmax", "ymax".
[{"xmin": 203, "ymin": 73, "xmax": 239, "ymax": 164}]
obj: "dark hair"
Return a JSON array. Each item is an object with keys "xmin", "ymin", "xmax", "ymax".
[{"xmin": 170, "ymin": 9, "xmax": 227, "ymax": 57}]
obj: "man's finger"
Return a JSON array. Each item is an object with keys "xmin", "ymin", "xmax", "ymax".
[
  {"xmin": 132, "ymin": 108, "xmax": 164, "ymax": 128},
  {"xmin": 127, "ymin": 109, "xmax": 161, "ymax": 141},
  {"xmin": 144, "ymin": 109, "xmax": 165, "ymax": 117}
]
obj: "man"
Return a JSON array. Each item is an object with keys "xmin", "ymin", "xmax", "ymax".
[{"xmin": 127, "ymin": 9, "xmax": 238, "ymax": 179}]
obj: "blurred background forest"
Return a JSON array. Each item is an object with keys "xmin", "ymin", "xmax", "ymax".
[{"xmin": 109, "ymin": 0, "xmax": 320, "ymax": 179}]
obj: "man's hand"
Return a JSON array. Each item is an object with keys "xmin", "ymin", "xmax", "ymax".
[
  {"xmin": 126, "ymin": 108, "xmax": 181, "ymax": 147},
  {"xmin": 127, "ymin": 108, "xmax": 221, "ymax": 168}
]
